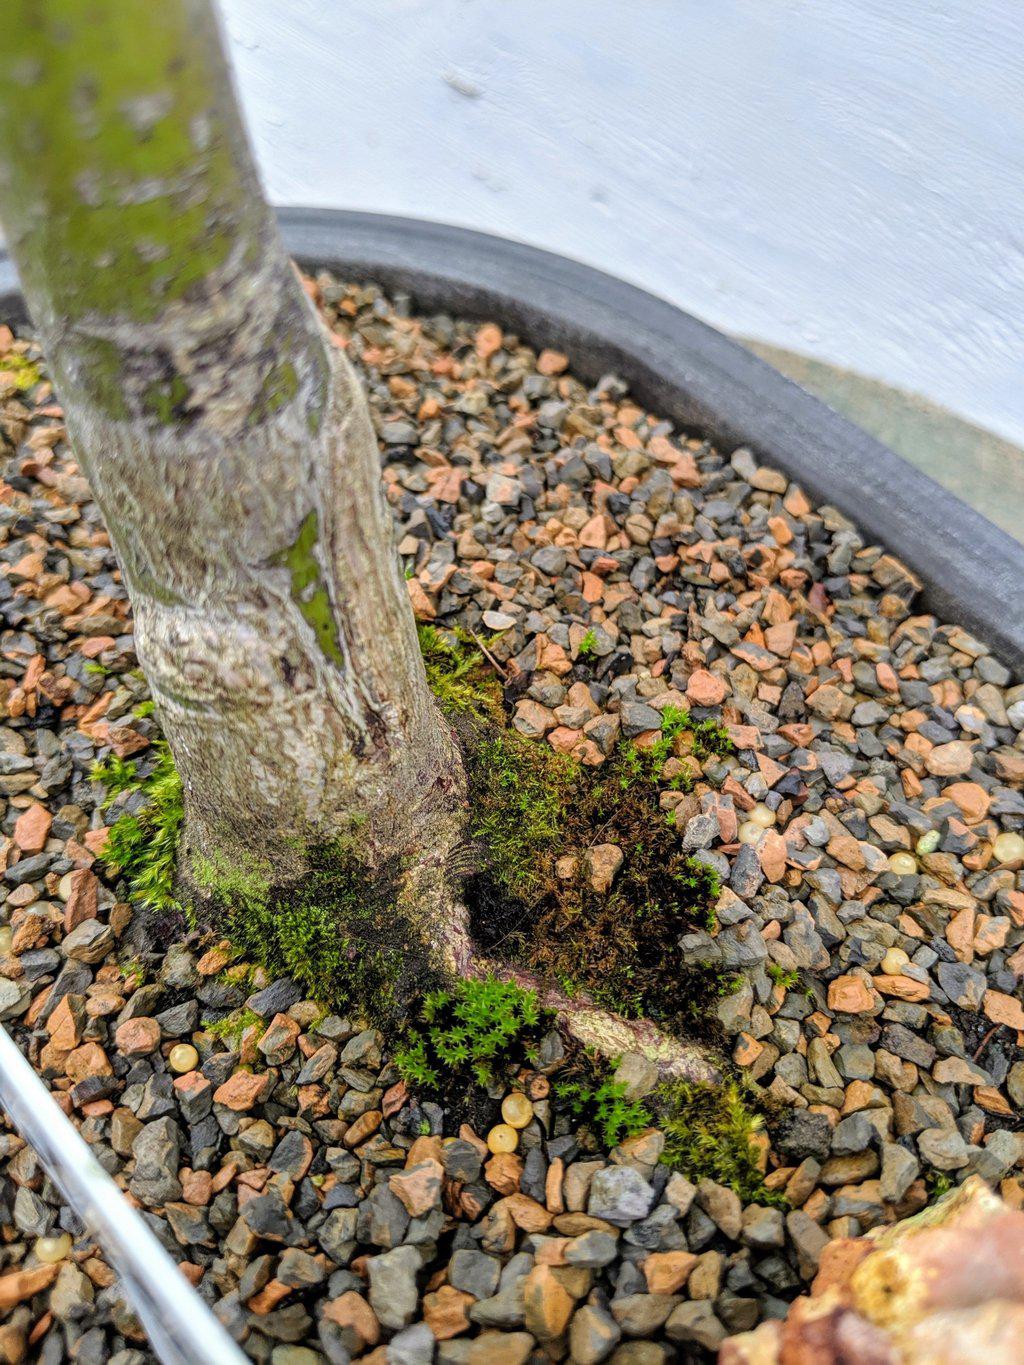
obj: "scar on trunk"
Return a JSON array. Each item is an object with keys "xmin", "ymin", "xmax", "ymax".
[{"xmin": 271, "ymin": 508, "xmax": 345, "ymax": 666}]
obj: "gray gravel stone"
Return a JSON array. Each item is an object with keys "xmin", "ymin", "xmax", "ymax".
[
  {"xmin": 588, "ymin": 1166, "xmax": 657, "ymax": 1227},
  {"xmin": 367, "ymin": 1244, "xmax": 422, "ymax": 1331}
]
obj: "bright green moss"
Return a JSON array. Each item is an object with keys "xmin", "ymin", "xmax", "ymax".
[
  {"xmin": 0, "ymin": 351, "xmax": 42, "ymax": 391},
  {"xmin": 202, "ymin": 1006, "xmax": 265, "ymax": 1045},
  {"xmin": 395, "ymin": 975, "xmax": 546, "ymax": 1091},
  {"xmin": 576, "ymin": 628, "xmax": 599, "ymax": 660},
  {"xmin": 557, "ymin": 1062, "xmax": 653, "ymax": 1148},
  {"xmin": 92, "ymin": 741, "xmax": 183, "ymax": 913},
  {"xmin": 767, "ymin": 963, "xmax": 800, "ymax": 991}
]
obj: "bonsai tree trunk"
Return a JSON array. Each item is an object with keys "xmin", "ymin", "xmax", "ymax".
[
  {"xmin": 0, "ymin": 0, "xmax": 718, "ymax": 1080},
  {"xmin": 0, "ymin": 0, "xmax": 466, "ymax": 899}
]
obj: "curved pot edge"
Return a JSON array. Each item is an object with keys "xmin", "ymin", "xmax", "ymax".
[{"xmin": 2, "ymin": 208, "xmax": 1021, "ymax": 676}]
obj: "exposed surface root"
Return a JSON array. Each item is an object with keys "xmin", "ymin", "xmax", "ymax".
[{"xmin": 438, "ymin": 902, "xmax": 722, "ymax": 1083}]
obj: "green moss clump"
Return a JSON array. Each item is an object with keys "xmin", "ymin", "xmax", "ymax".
[
  {"xmin": 557, "ymin": 1061, "xmax": 653, "ymax": 1148},
  {"xmin": 202, "ymin": 1006, "xmax": 265, "ymax": 1045},
  {"xmin": 925, "ymin": 1170, "xmax": 954, "ymax": 1203},
  {"xmin": 620, "ymin": 704, "xmax": 733, "ymax": 790},
  {"xmin": 576, "ymin": 628, "xmax": 599, "ymax": 660},
  {"xmin": 395, "ymin": 975, "xmax": 547, "ymax": 1091},
  {"xmin": 93, "ymin": 741, "xmax": 183, "ymax": 913},
  {"xmin": 196, "ymin": 840, "xmax": 412, "ymax": 1021},
  {"xmin": 418, "ymin": 625, "xmax": 733, "ymax": 1030},
  {"xmin": 0, "ymin": 350, "xmax": 42, "ymax": 391},
  {"xmin": 658, "ymin": 1077, "xmax": 785, "ymax": 1206},
  {"xmin": 767, "ymin": 963, "xmax": 800, "ymax": 991},
  {"xmin": 419, "ymin": 624, "xmax": 577, "ymax": 901}
]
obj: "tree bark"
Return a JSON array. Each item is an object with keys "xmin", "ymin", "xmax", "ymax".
[
  {"xmin": 0, "ymin": 0, "xmax": 718, "ymax": 1084},
  {"xmin": 0, "ymin": 0, "xmax": 466, "ymax": 885}
]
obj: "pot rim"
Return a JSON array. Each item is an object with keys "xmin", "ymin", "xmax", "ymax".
[{"xmin": 2, "ymin": 207, "xmax": 1021, "ymax": 674}]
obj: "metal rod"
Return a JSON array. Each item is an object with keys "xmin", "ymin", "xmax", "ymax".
[{"xmin": 0, "ymin": 1024, "xmax": 248, "ymax": 1365}]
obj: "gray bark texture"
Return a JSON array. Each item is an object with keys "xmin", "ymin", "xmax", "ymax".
[{"xmin": 0, "ymin": 0, "xmax": 718, "ymax": 1081}]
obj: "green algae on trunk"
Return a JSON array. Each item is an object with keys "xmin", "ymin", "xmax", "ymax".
[{"xmin": 0, "ymin": 0, "xmax": 467, "ymax": 908}]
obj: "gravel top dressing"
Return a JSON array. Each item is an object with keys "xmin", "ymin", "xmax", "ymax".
[{"xmin": 0, "ymin": 274, "xmax": 1022, "ymax": 1364}]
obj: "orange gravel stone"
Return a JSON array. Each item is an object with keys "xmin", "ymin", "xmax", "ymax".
[
  {"xmin": 828, "ymin": 976, "xmax": 877, "ymax": 1014},
  {"xmin": 644, "ymin": 1250, "xmax": 698, "ymax": 1294},
  {"xmin": 872, "ymin": 973, "xmax": 930, "ymax": 1002},
  {"xmin": 423, "ymin": 1284, "xmax": 474, "ymax": 1340},
  {"xmin": 686, "ymin": 668, "xmax": 728, "ymax": 705},
  {"xmin": 323, "ymin": 1291, "xmax": 380, "ymax": 1346},
  {"xmin": 13, "ymin": 802, "xmax": 51, "ymax": 853},
  {"xmin": 114, "ymin": 1016, "xmax": 161, "ymax": 1056},
  {"xmin": 343, "ymin": 1109, "xmax": 383, "ymax": 1148},
  {"xmin": 983, "ymin": 990, "xmax": 1024, "ymax": 1031},
  {"xmin": 213, "ymin": 1071, "xmax": 270, "ymax": 1112}
]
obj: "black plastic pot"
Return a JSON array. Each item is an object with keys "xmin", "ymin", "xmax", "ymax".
[{"xmin": 2, "ymin": 208, "xmax": 1021, "ymax": 673}]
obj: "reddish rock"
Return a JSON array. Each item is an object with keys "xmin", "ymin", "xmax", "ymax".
[
  {"xmin": 323, "ymin": 1291, "xmax": 381, "ymax": 1347},
  {"xmin": 343, "ymin": 1109, "xmax": 383, "ymax": 1149},
  {"xmin": 686, "ymin": 669, "xmax": 727, "ymax": 706},
  {"xmin": 406, "ymin": 577, "xmax": 435, "ymax": 621},
  {"xmin": 828, "ymin": 975, "xmax": 877, "ymax": 1014},
  {"xmin": 537, "ymin": 348, "xmax": 568, "ymax": 376},
  {"xmin": 213, "ymin": 1070, "xmax": 270, "ymax": 1112},
  {"xmin": 485, "ymin": 1152, "xmax": 524, "ymax": 1195},
  {"xmin": 503, "ymin": 1193, "xmax": 554, "ymax": 1233},
  {"xmin": 872, "ymin": 973, "xmax": 930, "ymax": 1002},
  {"xmin": 389, "ymin": 1159, "xmax": 444, "ymax": 1217},
  {"xmin": 14, "ymin": 803, "xmax": 51, "ymax": 854},
  {"xmin": 248, "ymin": 1279, "xmax": 291, "ymax": 1314},
  {"xmin": 0, "ymin": 1263, "xmax": 59, "ymax": 1313},
  {"xmin": 423, "ymin": 1284, "xmax": 473, "ymax": 1340},
  {"xmin": 65, "ymin": 1041, "xmax": 111, "ymax": 1082},
  {"xmin": 114, "ymin": 1016, "xmax": 161, "ymax": 1056},
  {"xmin": 46, "ymin": 994, "xmax": 85, "ymax": 1051},
  {"xmin": 926, "ymin": 741, "xmax": 974, "ymax": 776},
  {"xmin": 257, "ymin": 1012, "xmax": 301, "ymax": 1064},
  {"xmin": 474, "ymin": 322, "xmax": 503, "ymax": 359},
  {"xmin": 180, "ymin": 1170, "xmax": 212, "ymax": 1206},
  {"xmin": 522, "ymin": 1264, "xmax": 573, "ymax": 1341},
  {"xmin": 983, "ymin": 989, "xmax": 1024, "ymax": 1031},
  {"xmin": 758, "ymin": 830, "xmax": 788, "ymax": 882},
  {"xmin": 947, "ymin": 905, "xmax": 976, "ymax": 963},
  {"xmin": 944, "ymin": 781, "xmax": 991, "ymax": 823},
  {"xmin": 643, "ymin": 1249, "xmax": 698, "ymax": 1294},
  {"xmin": 63, "ymin": 868, "xmax": 99, "ymax": 931},
  {"xmin": 974, "ymin": 915, "xmax": 1010, "ymax": 955},
  {"xmin": 196, "ymin": 943, "xmax": 233, "ymax": 975}
]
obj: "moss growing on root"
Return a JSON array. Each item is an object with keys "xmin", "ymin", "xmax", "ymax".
[
  {"xmin": 418, "ymin": 626, "xmax": 737, "ymax": 1030},
  {"xmin": 420, "ymin": 624, "xmax": 577, "ymax": 902},
  {"xmin": 194, "ymin": 841, "xmax": 424, "ymax": 1025},
  {"xmin": 95, "ymin": 627, "xmax": 737, "ymax": 1044}
]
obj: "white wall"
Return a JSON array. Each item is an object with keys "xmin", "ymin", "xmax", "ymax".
[{"xmin": 221, "ymin": 0, "xmax": 1024, "ymax": 448}]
